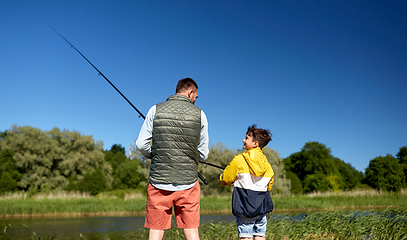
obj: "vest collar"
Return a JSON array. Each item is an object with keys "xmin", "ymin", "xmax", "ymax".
[{"xmin": 166, "ymin": 94, "xmax": 193, "ymax": 104}]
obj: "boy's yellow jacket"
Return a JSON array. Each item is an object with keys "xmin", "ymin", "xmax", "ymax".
[{"xmin": 220, "ymin": 147, "xmax": 274, "ymax": 217}]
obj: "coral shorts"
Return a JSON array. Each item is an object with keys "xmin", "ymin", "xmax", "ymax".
[{"xmin": 144, "ymin": 181, "xmax": 200, "ymax": 230}]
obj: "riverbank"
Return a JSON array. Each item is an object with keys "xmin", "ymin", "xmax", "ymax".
[
  {"xmin": 0, "ymin": 189, "xmax": 406, "ymax": 218},
  {"xmin": 2, "ymin": 208, "xmax": 406, "ymax": 240}
]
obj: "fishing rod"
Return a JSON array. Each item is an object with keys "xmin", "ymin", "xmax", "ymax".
[
  {"xmin": 50, "ymin": 26, "xmax": 145, "ymax": 119},
  {"xmin": 199, "ymin": 161, "xmax": 224, "ymax": 170},
  {"xmin": 51, "ymin": 27, "xmax": 224, "ymax": 184}
]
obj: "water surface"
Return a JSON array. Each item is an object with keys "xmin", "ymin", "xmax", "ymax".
[{"xmin": 0, "ymin": 214, "xmax": 236, "ymax": 239}]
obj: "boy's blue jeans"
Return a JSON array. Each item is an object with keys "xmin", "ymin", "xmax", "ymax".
[{"xmin": 235, "ymin": 214, "xmax": 267, "ymax": 238}]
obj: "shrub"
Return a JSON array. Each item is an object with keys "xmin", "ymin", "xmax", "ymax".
[{"xmin": 78, "ymin": 168, "xmax": 107, "ymax": 195}]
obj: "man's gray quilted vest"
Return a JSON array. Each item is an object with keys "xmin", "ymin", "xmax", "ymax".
[{"xmin": 150, "ymin": 94, "xmax": 201, "ymax": 185}]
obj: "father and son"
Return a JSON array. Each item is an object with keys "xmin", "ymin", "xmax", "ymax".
[{"xmin": 136, "ymin": 78, "xmax": 275, "ymax": 240}]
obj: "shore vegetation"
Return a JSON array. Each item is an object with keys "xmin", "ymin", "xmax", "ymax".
[
  {"xmin": 2, "ymin": 208, "xmax": 406, "ymax": 240},
  {"xmin": 0, "ymin": 189, "xmax": 405, "ymax": 217}
]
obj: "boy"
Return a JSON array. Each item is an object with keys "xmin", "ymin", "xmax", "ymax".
[{"xmin": 220, "ymin": 124, "xmax": 274, "ymax": 240}]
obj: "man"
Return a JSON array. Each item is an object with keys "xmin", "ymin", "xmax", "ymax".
[{"xmin": 136, "ymin": 78, "xmax": 209, "ymax": 240}]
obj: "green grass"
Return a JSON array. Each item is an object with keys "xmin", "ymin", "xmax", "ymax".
[
  {"xmin": 133, "ymin": 208, "xmax": 407, "ymax": 240},
  {"xmin": 273, "ymin": 190, "xmax": 407, "ymax": 211},
  {"xmin": 0, "ymin": 189, "xmax": 405, "ymax": 216},
  {"xmin": 0, "ymin": 198, "xmax": 146, "ymax": 216},
  {"xmin": 6, "ymin": 208, "xmax": 401, "ymax": 240},
  {"xmin": 1, "ymin": 190, "xmax": 406, "ymax": 239}
]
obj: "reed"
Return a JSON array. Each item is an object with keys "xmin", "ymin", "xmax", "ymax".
[
  {"xmin": 200, "ymin": 196, "xmax": 232, "ymax": 213},
  {"xmin": 70, "ymin": 208, "xmax": 407, "ymax": 240},
  {"xmin": 0, "ymin": 189, "xmax": 406, "ymax": 217},
  {"xmin": 0, "ymin": 198, "xmax": 146, "ymax": 217},
  {"xmin": 2, "ymin": 208, "xmax": 406, "ymax": 239},
  {"xmin": 265, "ymin": 207, "xmax": 407, "ymax": 240},
  {"xmin": 272, "ymin": 190, "xmax": 407, "ymax": 211}
]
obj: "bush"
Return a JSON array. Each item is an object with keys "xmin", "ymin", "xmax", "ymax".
[
  {"xmin": 286, "ymin": 172, "xmax": 302, "ymax": 194},
  {"xmin": 65, "ymin": 175, "xmax": 79, "ymax": 191},
  {"xmin": 78, "ymin": 168, "xmax": 107, "ymax": 195},
  {"xmin": 0, "ymin": 172, "xmax": 17, "ymax": 193},
  {"xmin": 113, "ymin": 160, "xmax": 147, "ymax": 190},
  {"xmin": 364, "ymin": 154, "xmax": 405, "ymax": 192},
  {"xmin": 303, "ymin": 174, "xmax": 332, "ymax": 193}
]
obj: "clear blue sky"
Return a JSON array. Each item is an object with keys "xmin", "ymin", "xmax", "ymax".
[{"xmin": 1, "ymin": 1, "xmax": 406, "ymax": 172}]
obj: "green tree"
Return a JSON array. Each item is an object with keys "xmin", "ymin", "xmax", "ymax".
[
  {"xmin": 65, "ymin": 175, "xmax": 79, "ymax": 191},
  {"xmin": 396, "ymin": 146, "xmax": 407, "ymax": 164},
  {"xmin": 283, "ymin": 141, "xmax": 362, "ymax": 193},
  {"xmin": 78, "ymin": 168, "xmax": 107, "ymax": 195},
  {"xmin": 283, "ymin": 142, "xmax": 337, "ymax": 192},
  {"xmin": 104, "ymin": 144, "xmax": 148, "ymax": 190},
  {"xmin": 109, "ymin": 144, "xmax": 125, "ymax": 155},
  {"xmin": 0, "ymin": 148, "xmax": 21, "ymax": 193},
  {"xmin": 198, "ymin": 143, "xmax": 235, "ymax": 196},
  {"xmin": 114, "ymin": 159, "xmax": 147, "ymax": 190},
  {"xmin": 0, "ymin": 125, "xmax": 112, "ymax": 191},
  {"xmin": 0, "ymin": 172, "xmax": 17, "ymax": 193},
  {"xmin": 364, "ymin": 154, "xmax": 405, "ymax": 192},
  {"xmin": 333, "ymin": 157, "xmax": 363, "ymax": 190},
  {"xmin": 104, "ymin": 144, "xmax": 127, "ymax": 173},
  {"xmin": 262, "ymin": 147, "xmax": 291, "ymax": 195},
  {"xmin": 303, "ymin": 173, "xmax": 333, "ymax": 192},
  {"xmin": 397, "ymin": 147, "xmax": 407, "ymax": 187},
  {"xmin": 0, "ymin": 131, "xmax": 6, "ymax": 140},
  {"xmin": 285, "ymin": 172, "xmax": 302, "ymax": 194}
]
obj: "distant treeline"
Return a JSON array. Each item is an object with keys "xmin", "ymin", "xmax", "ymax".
[{"xmin": 0, "ymin": 125, "xmax": 406, "ymax": 195}]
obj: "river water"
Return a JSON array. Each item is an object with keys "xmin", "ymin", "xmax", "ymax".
[{"xmin": 0, "ymin": 214, "xmax": 236, "ymax": 239}]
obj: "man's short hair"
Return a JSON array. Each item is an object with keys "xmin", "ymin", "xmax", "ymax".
[
  {"xmin": 246, "ymin": 124, "xmax": 272, "ymax": 149},
  {"xmin": 176, "ymin": 78, "xmax": 198, "ymax": 93}
]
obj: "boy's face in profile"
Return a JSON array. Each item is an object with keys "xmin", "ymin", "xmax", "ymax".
[{"xmin": 242, "ymin": 132, "xmax": 258, "ymax": 150}]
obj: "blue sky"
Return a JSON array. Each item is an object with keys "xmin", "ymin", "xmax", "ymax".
[{"xmin": 1, "ymin": 1, "xmax": 406, "ymax": 172}]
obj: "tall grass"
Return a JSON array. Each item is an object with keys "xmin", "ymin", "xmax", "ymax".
[
  {"xmin": 0, "ymin": 198, "xmax": 146, "ymax": 217},
  {"xmin": 156, "ymin": 208, "xmax": 407, "ymax": 240},
  {"xmin": 0, "ymin": 189, "xmax": 406, "ymax": 217},
  {"xmin": 43, "ymin": 208, "xmax": 405, "ymax": 240},
  {"xmin": 200, "ymin": 196, "xmax": 232, "ymax": 213},
  {"xmin": 273, "ymin": 189, "xmax": 407, "ymax": 211},
  {"xmin": 265, "ymin": 208, "xmax": 407, "ymax": 240}
]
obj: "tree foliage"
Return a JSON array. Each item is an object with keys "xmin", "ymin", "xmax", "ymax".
[
  {"xmin": 285, "ymin": 172, "xmax": 302, "ymax": 194},
  {"xmin": 0, "ymin": 148, "xmax": 21, "ymax": 193},
  {"xmin": 0, "ymin": 125, "xmax": 112, "ymax": 191},
  {"xmin": 364, "ymin": 154, "xmax": 405, "ymax": 192},
  {"xmin": 397, "ymin": 147, "xmax": 407, "ymax": 186},
  {"xmin": 109, "ymin": 144, "xmax": 125, "ymax": 155},
  {"xmin": 114, "ymin": 160, "xmax": 147, "ymax": 189},
  {"xmin": 396, "ymin": 146, "xmax": 407, "ymax": 164},
  {"xmin": 2, "ymin": 124, "xmax": 403, "ymax": 196},
  {"xmin": 78, "ymin": 168, "xmax": 107, "ymax": 195},
  {"xmin": 0, "ymin": 172, "xmax": 17, "ymax": 193},
  {"xmin": 283, "ymin": 141, "xmax": 363, "ymax": 193},
  {"xmin": 262, "ymin": 147, "xmax": 291, "ymax": 195},
  {"xmin": 105, "ymin": 144, "xmax": 147, "ymax": 190},
  {"xmin": 104, "ymin": 145, "xmax": 127, "ymax": 174},
  {"xmin": 199, "ymin": 143, "xmax": 236, "ymax": 196}
]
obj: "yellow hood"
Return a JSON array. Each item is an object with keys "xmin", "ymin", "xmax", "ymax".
[{"xmin": 242, "ymin": 147, "xmax": 269, "ymax": 177}]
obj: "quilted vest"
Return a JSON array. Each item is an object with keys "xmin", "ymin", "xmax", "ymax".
[{"xmin": 150, "ymin": 94, "xmax": 201, "ymax": 185}]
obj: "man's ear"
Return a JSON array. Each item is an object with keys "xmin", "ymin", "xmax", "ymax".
[{"xmin": 187, "ymin": 88, "xmax": 194, "ymax": 97}]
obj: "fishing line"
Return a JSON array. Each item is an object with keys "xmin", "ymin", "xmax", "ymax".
[
  {"xmin": 50, "ymin": 26, "xmax": 145, "ymax": 119},
  {"xmin": 51, "ymin": 27, "xmax": 224, "ymax": 184}
]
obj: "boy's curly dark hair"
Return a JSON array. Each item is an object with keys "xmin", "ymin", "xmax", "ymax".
[{"xmin": 246, "ymin": 124, "xmax": 272, "ymax": 149}]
